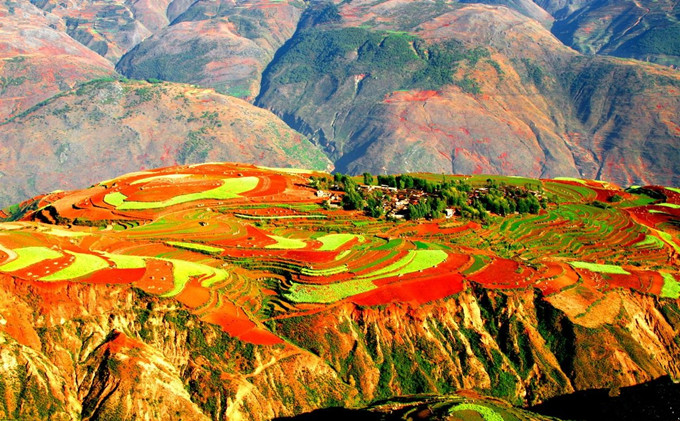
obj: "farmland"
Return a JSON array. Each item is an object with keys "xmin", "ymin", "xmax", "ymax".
[
  {"xmin": 0, "ymin": 162, "xmax": 679, "ymax": 421},
  {"xmin": 0, "ymin": 163, "xmax": 678, "ymax": 346}
]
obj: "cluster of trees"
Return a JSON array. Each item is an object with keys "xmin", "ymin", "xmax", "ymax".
[
  {"xmin": 372, "ymin": 174, "xmax": 441, "ymax": 193},
  {"xmin": 476, "ymin": 180, "xmax": 545, "ymax": 216},
  {"xmin": 332, "ymin": 173, "xmax": 367, "ymax": 211},
  {"xmin": 478, "ymin": 190, "xmax": 541, "ymax": 216},
  {"xmin": 407, "ymin": 197, "xmax": 447, "ymax": 220},
  {"xmin": 314, "ymin": 173, "xmax": 549, "ymax": 222}
]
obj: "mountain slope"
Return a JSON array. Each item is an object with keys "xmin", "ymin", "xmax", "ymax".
[
  {"xmin": 2, "ymin": 0, "xmax": 679, "ymax": 190},
  {"xmin": 548, "ymin": 0, "xmax": 680, "ymax": 67},
  {"xmin": 255, "ymin": 1, "xmax": 680, "ymax": 186},
  {"xmin": 116, "ymin": 0, "xmax": 305, "ymax": 100},
  {"xmin": 26, "ymin": 0, "xmax": 184, "ymax": 62},
  {"xmin": 0, "ymin": 1, "xmax": 116, "ymax": 120},
  {"xmin": 0, "ymin": 80, "xmax": 331, "ymax": 207},
  {"xmin": 0, "ymin": 163, "xmax": 679, "ymax": 419}
]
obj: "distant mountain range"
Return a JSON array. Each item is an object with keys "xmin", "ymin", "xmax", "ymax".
[{"xmin": 1, "ymin": 0, "xmax": 678, "ymax": 204}]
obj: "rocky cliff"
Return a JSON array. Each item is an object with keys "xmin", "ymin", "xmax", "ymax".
[{"xmin": 2, "ymin": 275, "xmax": 679, "ymax": 420}]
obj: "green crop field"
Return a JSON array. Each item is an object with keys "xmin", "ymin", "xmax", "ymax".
[
  {"xmin": 265, "ymin": 235, "xmax": 307, "ymax": 249},
  {"xmin": 286, "ymin": 250, "xmax": 448, "ymax": 303},
  {"xmin": 103, "ymin": 252, "xmax": 146, "ymax": 269},
  {"xmin": 448, "ymin": 403, "xmax": 504, "ymax": 421},
  {"xmin": 160, "ymin": 258, "xmax": 230, "ymax": 296},
  {"xmin": 167, "ymin": 241, "xmax": 224, "ymax": 254},
  {"xmin": 357, "ymin": 250, "xmax": 447, "ymax": 281},
  {"xmin": 0, "ymin": 247, "xmax": 62, "ymax": 272},
  {"xmin": 104, "ymin": 177, "xmax": 259, "ymax": 210},
  {"xmin": 635, "ymin": 235, "xmax": 665, "ymax": 249},
  {"xmin": 661, "ymin": 272, "xmax": 680, "ymax": 299},
  {"xmin": 658, "ymin": 203, "xmax": 680, "ymax": 209},
  {"xmin": 300, "ymin": 265, "xmax": 349, "ymax": 276},
  {"xmin": 316, "ymin": 233, "xmax": 363, "ymax": 251},
  {"xmin": 41, "ymin": 251, "xmax": 109, "ymax": 281},
  {"xmin": 286, "ymin": 277, "xmax": 376, "ymax": 303},
  {"xmin": 569, "ymin": 261, "xmax": 630, "ymax": 275}
]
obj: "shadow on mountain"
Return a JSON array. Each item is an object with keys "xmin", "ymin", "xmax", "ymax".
[{"xmin": 530, "ymin": 376, "xmax": 680, "ymax": 420}]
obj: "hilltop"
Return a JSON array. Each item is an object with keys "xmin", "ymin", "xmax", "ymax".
[{"xmin": 0, "ymin": 163, "xmax": 679, "ymax": 419}]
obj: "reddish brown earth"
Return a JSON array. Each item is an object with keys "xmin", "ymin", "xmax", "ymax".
[{"xmin": 0, "ymin": 164, "xmax": 678, "ymax": 420}]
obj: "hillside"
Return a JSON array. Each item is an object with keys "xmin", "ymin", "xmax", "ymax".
[
  {"xmin": 0, "ymin": 163, "xmax": 679, "ymax": 419},
  {"xmin": 0, "ymin": 1, "xmax": 116, "ymax": 120},
  {"xmin": 116, "ymin": 0, "xmax": 305, "ymax": 100},
  {"xmin": 255, "ymin": 1, "xmax": 680, "ymax": 186},
  {"xmin": 0, "ymin": 79, "xmax": 331, "ymax": 207},
  {"xmin": 547, "ymin": 0, "xmax": 680, "ymax": 67}
]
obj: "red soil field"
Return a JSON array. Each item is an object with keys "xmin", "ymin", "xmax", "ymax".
[
  {"xmin": 641, "ymin": 270, "xmax": 666, "ymax": 295},
  {"xmin": 244, "ymin": 174, "xmax": 288, "ymax": 199},
  {"xmin": 535, "ymin": 263, "xmax": 580, "ymax": 295},
  {"xmin": 214, "ymin": 235, "xmax": 278, "ymax": 251},
  {"xmin": 468, "ymin": 258, "xmax": 535, "ymax": 289},
  {"xmin": 627, "ymin": 205, "xmax": 678, "ymax": 227},
  {"xmin": 352, "ymin": 253, "xmax": 472, "ymax": 305},
  {"xmin": 352, "ymin": 273, "xmax": 465, "ymax": 306},
  {"xmin": 200, "ymin": 299, "xmax": 282, "ymax": 345},
  {"xmin": 282, "ymin": 250, "xmax": 342, "ymax": 264},
  {"xmin": 84, "ymin": 268, "xmax": 146, "ymax": 285},
  {"xmin": 174, "ymin": 277, "xmax": 213, "ymax": 309},
  {"xmin": 132, "ymin": 259, "xmax": 175, "ymax": 296}
]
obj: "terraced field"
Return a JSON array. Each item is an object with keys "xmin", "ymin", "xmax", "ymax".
[{"xmin": 0, "ymin": 163, "xmax": 678, "ymax": 344}]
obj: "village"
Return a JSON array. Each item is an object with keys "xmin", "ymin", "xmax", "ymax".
[{"xmin": 314, "ymin": 175, "xmax": 547, "ymax": 220}]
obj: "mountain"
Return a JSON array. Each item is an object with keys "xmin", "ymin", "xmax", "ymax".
[
  {"xmin": 0, "ymin": 79, "xmax": 331, "ymax": 207},
  {"xmin": 116, "ymin": 0, "xmax": 306, "ymax": 100},
  {"xmin": 27, "ymin": 0, "xmax": 155, "ymax": 63},
  {"xmin": 1, "ymin": 0, "xmax": 679, "ymax": 204},
  {"xmin": 0, "ymin": 163, "xmax": 679, "ymax": 419},
  {"xmin": 255, "ymin": 0, "xmax": 680, "ymax": 186},
  {"xmin": 545, "ymin": 0, "xmax": 680, "ymax": 67},
  {"xmin": 0, "ymin": 1, "xmax": 116, "ymax": 120}
]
